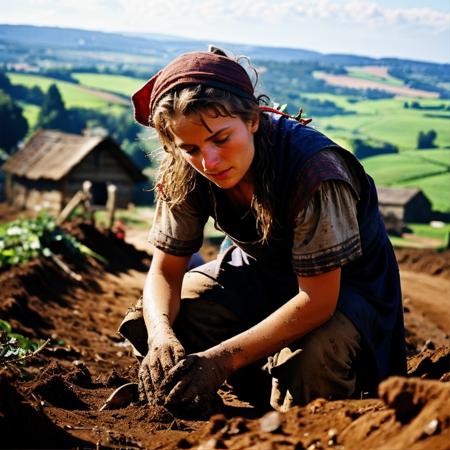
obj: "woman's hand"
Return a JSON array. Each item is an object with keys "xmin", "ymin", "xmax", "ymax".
[
  {"xmin": 160, "ymin": 350, "xmax": 231, "ymax": 409},
  {"xmin": 138, "ymin": 324, "xmax": 185, "ymax": 404},
  {"xmin": 138, "ymin": 249, "xmax": 192, "ymax": 404}
]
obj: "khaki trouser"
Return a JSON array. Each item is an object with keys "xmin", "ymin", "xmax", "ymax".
[{"xmin": 119, "ymin": 271, "xmax": 362, "ymax": 411}]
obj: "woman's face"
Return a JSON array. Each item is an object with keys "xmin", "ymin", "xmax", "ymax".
[{"xmin": 169, "ymin": 111, "xmax": 259, "ymax": 190}]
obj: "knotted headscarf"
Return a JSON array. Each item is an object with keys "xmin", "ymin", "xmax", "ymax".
[
  {"xmin": 131, "ymin": 49, "xmax": 312, "ymax": 127},
  {"xmin": 131, "ymin": 51, "xmax": 256, "ymax": 127}
]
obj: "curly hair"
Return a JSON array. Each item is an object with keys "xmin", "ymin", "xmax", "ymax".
[{"xmin": 152, "ymin": 85, "xmax": 276, "ymax": 243}]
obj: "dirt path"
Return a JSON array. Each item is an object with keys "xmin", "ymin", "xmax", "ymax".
[{"xmin": 401, "ymin": 270, "xmax": 450, "ymax": 335}]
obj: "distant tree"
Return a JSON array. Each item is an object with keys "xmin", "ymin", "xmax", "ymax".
[
  {"xmin": 36, "ymin": 84, "xmax": 69, "ymax": 131},
  {"xmin": 352, "ymin": 138, "xmax": 399, "ymax": 160},
  {"xmin": 417, "ymin": 130, "xmax": 437, "ymax": 149},
  {"xmin": 0, "ymin": 90, "xmax": 29, "ymax": 153},
  {"xmin": 365, "ymin": 89, "xmax": 395, "ymax": 100},
  {"xmin": 0, "ymin": 71, "xmax": 45, "ymax": 105},
  {"xmin": 41, "ymin": 68, "xmax": 78, "ymax": 83},
  {"xmin": 0, "ymin": 71, "xmax": 13, "ymax": 92}
]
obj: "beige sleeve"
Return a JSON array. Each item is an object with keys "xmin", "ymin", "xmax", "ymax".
[
  {"xmin": 292, "ymin": 180, "xmax": 362, "ymax": 276},
  {"xmin": 148, "ymin": 197, "xmax": 209, "ymax": 256}
]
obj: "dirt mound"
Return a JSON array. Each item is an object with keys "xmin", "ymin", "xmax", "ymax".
[
  {"xmin": 395, "ymin": 248, "xmax": 450, "ymax": 279},
  {"xmin": 179, "ymin": 376, "xmax": 450, "ymax": 450},
  {"xmin": 408, "ymin": 346, "xmax": 450, "ymax": 380},
  {"xmin": 66, "ymin": 221, "xmax": 151, "ymax": 273},
  {"xmin": 0, "ymin": 369, "xmax": 90, "ymax": 449},
  {"xmin": 0, "ymin": 222, "xmax": 149, "ymax": 338}
]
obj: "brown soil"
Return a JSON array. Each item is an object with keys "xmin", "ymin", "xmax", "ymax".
[
  {"xmin": 357, "ymin": 66, "xmax": 390, "ymax": 78},
  {"xmin": 0, "ymin": 205, "xmax": 449, "ymax": 449}
]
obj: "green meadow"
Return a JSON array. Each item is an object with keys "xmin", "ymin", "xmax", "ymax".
[
  {"xmin": 362, "ymin": 150, "xmax": 450, "ymax": 213},
  {"xmin": 18, "ymin": 103, "xmax": 40, "ymax": 130},
  {"xmin": 72, "ymin": 73, "xmax": 147, "ymax": 97},
  {"xmin": 304, "ymin": 94, "xmax": 450, "ymax": 151},
  {"xmin": 408, "ymin": 222, "xmax": 450, "ymax": 242},
  {"xmin": 7, "ymin": 73, "xmax": 126, "ymax": 109},
  {"xmin": 389, "ymin": 221, "xmax": 450, "ymax": 248}
]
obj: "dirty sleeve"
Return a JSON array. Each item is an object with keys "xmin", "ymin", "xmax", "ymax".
[
  {"xmin": 292, "ymin": 179, "xmax": 362, "ymax": 276},
  {"xmin": 148, "ymin": 191, "xmax": 209, "ymax": 257}
]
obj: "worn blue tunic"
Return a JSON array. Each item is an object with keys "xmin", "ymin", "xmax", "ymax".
[
  {"xmin": 150, "ymin": 113, "xmax": 407, "ymax": 389},
  {"xmin": 274, "ymin": 115, "xmax": 405, "ymax": 378},
  {"xmin": 206, "ymin": 114, "xmax": 407, "ymax": 387}
]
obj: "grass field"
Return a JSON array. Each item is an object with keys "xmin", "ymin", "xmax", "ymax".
[
  {"xmin": 362, "ymin": 150, "xmax": 450, "ymax": 213},
  {"xmin": 303, "ymin": 94, "xmax": 450, "ymax": 151},
  {"xmin": 408, "ymin": 222, "xmax": 450, "ymax": 242},
  {"xmin": 388, "ymin": 236, "xmax": 430, "ymax": 248},
  {"xmin": 7, "ymin": 73, "xmax": 127, "ymax": 109},
  {"xmin": 72, "ymin": 73, "xmax": 147, "ymax": 97},
  {"xmin": 18, "ymin": 102, "xmax": 40, "ymax": 130},
  {"xmin": 398, "ymin": 172, "xmax": 450, "ymax": 213}
]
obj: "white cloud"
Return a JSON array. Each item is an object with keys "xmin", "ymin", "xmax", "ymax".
[
  {"xmin": 0, "ymin": 0, "xmax": 448, "ymax": 62},
  {"xmin": 257, "ymin": 0, "xmax": 449, "ymax": 30},
  {"xmin": 115, "ymin": 0, "xmax": 450, "ymax": 32},
  {"xmin": 5, "ymin": 0, "xmax": 448, "ymax": 32}
]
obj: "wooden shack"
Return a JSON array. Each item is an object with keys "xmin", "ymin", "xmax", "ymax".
[
  {"xmin": 377, "ymin": 186, "xmax": 432, "ymax": 223},
  {"xmin": 1, "ymin": 129, "xmax": 147, "ymax": 213}
]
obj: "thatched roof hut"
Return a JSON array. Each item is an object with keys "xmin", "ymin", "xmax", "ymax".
[{"xmin": 1, "ymin": 129, "xmax": 147, "ymax": 212}]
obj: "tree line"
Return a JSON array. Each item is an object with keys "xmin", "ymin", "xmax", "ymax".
[{"xmin": 0, "ymin": 71, "xmax": 152, "ymax": 169}]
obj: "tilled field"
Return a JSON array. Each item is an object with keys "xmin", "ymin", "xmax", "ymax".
[{"xmin": 0, "ymin": 219, "xmax": 449, "ymax": 450}]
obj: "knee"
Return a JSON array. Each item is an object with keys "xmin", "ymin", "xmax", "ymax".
[
  {"xmin": 268, "ymin": 314, "xmax": 362, "ymax": 408},
  {"xmin": 181, "ymin": 271, "xmax": 218, "ymax": 299}
]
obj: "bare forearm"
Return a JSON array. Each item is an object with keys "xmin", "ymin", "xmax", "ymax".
[
  {"xmin": 143, "ymin": 271, "xmax": 181, "ymax": 329},
  {"xmin": 142, "ymin": 250, "xmax": 190, "ymax": 336},
  {"xmin": 209, "ymin": 290, "xmax": 335, "ymax": 372}
]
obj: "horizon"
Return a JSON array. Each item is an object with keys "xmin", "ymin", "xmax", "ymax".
[
  {"xmin": 0, "ymin": 0, "xmax": 448, "ymax": 64},
  {"xmin": 2, "ymin": 22, "xmax": 448, "ymax": 67}
]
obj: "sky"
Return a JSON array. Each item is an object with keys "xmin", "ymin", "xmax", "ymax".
[{"xmin": 1, "ymin": 0, "xmax": 449, "ymax": 63}]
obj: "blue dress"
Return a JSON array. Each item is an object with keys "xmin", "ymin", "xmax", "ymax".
[{"xmin": 149, "ymin": 113, "xmax": 407, "ymax": 390}]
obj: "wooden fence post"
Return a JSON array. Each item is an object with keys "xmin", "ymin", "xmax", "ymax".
[
  {"xmin": 106, "ymin": 183, "xmax": 117, "ymax": 231},
  {"xmin": 82, "ymin": 180, "xmax": 94, "ymax": 224}
]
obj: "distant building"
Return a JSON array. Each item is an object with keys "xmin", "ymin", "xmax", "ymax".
[
  {"xmin": 377, "ymin": 186, "xmax": 432, "ymax": 224},
  {"xmin": 1, "ymin": 129, "xmax": 147, "ymax": 213}
]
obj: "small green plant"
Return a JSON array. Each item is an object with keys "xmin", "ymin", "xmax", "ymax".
[
  {"xmin": 0, "ymin": 319, "xmax": 44, "ymax": 364},
  {"xmin": 0, "ymin": 212, "xmax": 106, "ymax": 269}
]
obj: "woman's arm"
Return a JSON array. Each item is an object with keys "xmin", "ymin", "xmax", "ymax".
[
  {"xmin": 139, "ymin": 248, "xmax": 191, "ymax": 402},
  {"xmin": 143, "ymin": 247, "xmax": 191, "ymax": 329},
  {"xmin": 162, "ymin": 268, "xmax": 341, "ymax": 407},
  {"xmin": 209, "ymin": 267, "xmax": 341, "ymax": 372}
]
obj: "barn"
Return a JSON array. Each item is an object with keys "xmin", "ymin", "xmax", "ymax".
[
  {"xmin": 377, "ymin": 186, "xmax": 432, "ymax": 224},
  {"xmin": 1, "ymin": 129, "xmax": 148, "ymax": 213}
]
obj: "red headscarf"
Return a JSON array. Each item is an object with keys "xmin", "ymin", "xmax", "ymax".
[
  {"xmin": 131, "ymin": 50, "xmax": 312, "ymax": 127},
  {"xmin": 131, "ymin": 51, "xmax": 255, "ymax": 127}
]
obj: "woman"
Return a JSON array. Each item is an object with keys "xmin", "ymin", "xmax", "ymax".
[{"xmin": 119, "ymin": 47, "xmax": 406, "ymax": 413}]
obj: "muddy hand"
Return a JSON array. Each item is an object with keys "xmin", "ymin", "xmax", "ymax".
[
  {"xmin": 161, "ymin": 352, "xmax": 229, "ymax": 409},
  {"xmin": 138, "ymin": 327, "xmax": 185, "ymax": 404}
]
